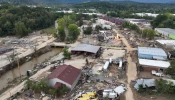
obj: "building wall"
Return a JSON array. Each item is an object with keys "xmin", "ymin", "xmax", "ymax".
[
  {"xmin": 138, "ymin": 54, "xmax": 167, "ymax": 60},
  {"xmin": 48, "ymin": 78, "xmax": 71, "ymax": 89},
  {"xmin": 71, "ymin": 73, "xmax": 81, "ymax": 89},
  {"xmin": 48, "ymin": 73, "xmax": 81, "ymax": 90},
  {"xmin": 138, "ymin": 54, "xmax": 153, "ymax": 59},
  {"xmin": 141, "ymin": 65, "xmax": 167, "ymax": 72}
]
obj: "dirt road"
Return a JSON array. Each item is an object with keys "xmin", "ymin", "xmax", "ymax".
[{"xmin": 113, "ymin": 29, "xmax": 137, "ymax": 100}]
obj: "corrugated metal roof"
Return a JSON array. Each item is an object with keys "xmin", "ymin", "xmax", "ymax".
[
  {"xmin": 139, "ymin": 59, "xmax": 170, "ymax": 68},
  {"xmin": 71, "ymin": 44, "xmax": 100, "ymax": 54},
  {"xmin": 156, "ymin": 40, "xmax": 175, "ymax": 45},
  {"xmin": 48, "ymin": 65, "xmax": 81, "ymax": 85},
  {"xmin": 155, "ymin": 28, "xmax": 175, "ymax": 35},
  {"xmin": 134, "ymin": 79, "xmax": 155, "ymax": 90},
  {"xmin": 138, "ymin": 47, "xmax": 167, "ymax": 57}
]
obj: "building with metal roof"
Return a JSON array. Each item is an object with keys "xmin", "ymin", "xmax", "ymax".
[
  {"xmin": 138, "ymin": 59, "xmax": 170, "ymax": 71},
  {"xmin": 48, "ymin": 65, "xmax": 81, "ymax": 90},
  {"xmin": 134, "ymin": 79, "xmax": 155, "ymax": 90},
  {"xmin": 156, "ymin": 40, "xmax": 175, "ymax": 50},
  {"xmin": 138, "ymin": 47, "xmax": 167, "ymax": 60},
  {"xmin": 155, "ymin": 28, "xmax": 175, "ymax": 39},
  {"xmin": 71, "ymin": 44, "xmax": 101, "ymax": 56},
  {"xmin": 100, "ymin": 16, "xmax": 125, "ymax": 25}
]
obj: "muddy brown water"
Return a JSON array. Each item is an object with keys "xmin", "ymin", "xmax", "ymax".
[{"xmin": 0, "ymin": 48, "xmax": 61, "ymax": 90}]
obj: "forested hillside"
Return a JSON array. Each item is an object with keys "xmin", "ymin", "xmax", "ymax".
[
  {"xmin": 0, "ymin": 0, "xmax": 37, "ymax": 5},
  {"xmin": 74, "ymin": 2, "xmax": 175, "ymax": 14},
  {"xmin": 0, "ymin": 4, "xmax": 64, "ymax": 37}
]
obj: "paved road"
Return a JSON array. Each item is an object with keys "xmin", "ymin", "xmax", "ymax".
[{"xmin": 113, "ymin": 29, "xmax": 137, "ymax": 100}]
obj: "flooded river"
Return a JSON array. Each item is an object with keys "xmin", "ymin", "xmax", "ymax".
[{"xmin": 0, "ymin": 48, "xmax": 61, "ymax": 90}]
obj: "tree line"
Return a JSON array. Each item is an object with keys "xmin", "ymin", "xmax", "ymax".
[
  {"xmin": 74, "ymin": 2, "xmax": 175, "ymax": 14},
  {"xmin": 151, "ymin": 13, "xmax": 175, "ymax": 29},
  {"xmin": 0, "ymin": 4, "xmax": 64, "ymax": 37}
]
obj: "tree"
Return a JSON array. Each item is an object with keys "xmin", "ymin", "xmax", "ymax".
[
  {"xmin": 95, "ymin": 25, "xmax": 103, "ymax": 32},
  {"xmin": 31, "ymin": 41, "xmax": 38, "ymax": 57},
  {"xmin": 57, "ymin": 18, "xmax": 66, "ymax": 41},
  {"xmin": 151, "ymin": 13, "xmax": 175, "ymax": 29},
  {"xmin": 165, "ymin": 60, "xmax": 175, "ymax": 79},
  {"xmin": 68, "ymin": 24, "xmax": 79, "ymax": 42},
  {"xmin": 58, "ymin": 27, "xmax": 66, "ymax": 41},
  {"xmin": 58, "ymin": 18, "xmax": 66, "ymax": 28},
  {"xmin": 15, "ymin": 21, "xmax": 29, "ymax": 37},
  {"xmin": 63, "ymin": 48, "xmax": 71, "ymax": 59},
  {"xmin": 78, "ymin": 19, "xmax": 83, "ymax": 26},
  {"xmin": 84, "ymin": 27, "xmax": 92, "ymax": 35}
]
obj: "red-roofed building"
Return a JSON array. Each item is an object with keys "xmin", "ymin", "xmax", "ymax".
[{"xmin": 48, "ymin": 65, "xmax": 81, "ymax": 90}]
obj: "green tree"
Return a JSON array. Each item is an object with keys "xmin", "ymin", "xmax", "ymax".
[
  {"xmin": 63, "ymin": 48, "xmax": 71, "ymax": 59},
  {"xmin": 58, "ymin": 18, "xmax": 66, "ymax": 28},
  {"xmin": 84, "ymin": 27, "xmax": 92, "ymax": 35},
  {"xmin": 155, "ymin": 79, "xmax": 167, "ymax": 93},
  {"xmin": 78, "ymin": 19, "xmax": 83, "ymax": 26},
  {"xmin": 57, "ymin": 18, "xmax": 66, "ymax": 41},
  {"xmin": 68, "ymin": 24, "xmax": 79, "ymax": 42},
  {"xmin": 14, "ymin": 21, "xmax": 29, "ymax": 37},
  {"xmin": 95, "ymin": 25, "xmax": 103, "ymax": 32},
  {"xmin": 165, "ymin": 60, "xmax": 175, "ymax": 79}
]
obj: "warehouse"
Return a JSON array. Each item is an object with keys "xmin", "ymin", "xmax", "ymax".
[
  {"xmin": 138, "ymin": 47, "xmax": 167, "ymax": 60},
  {"xmin": 155, "ymin": 28, "xmax": 175, "ymax": 39},
  {"xmin": 71, "ymin": 44, "xmax": 101, "ymax": 57},
  {"xmin": 138, "ymin": 59, "xmax": 170, "ymax": 72},
  {"xmin": 48, "ymin": 65, "xmax": 81, "ymax": 90},
  {"xmin": 156, "ymin": 40, "xmax": 175, "ymax": 50},
  {"xmin": 100, "ymin": 16, "xmax": 125, "ymax": 25}
]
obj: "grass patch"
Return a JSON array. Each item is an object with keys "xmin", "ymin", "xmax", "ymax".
[{"xmin": 42, "ymin": 26, "xmax": 56, "ymax": 34}]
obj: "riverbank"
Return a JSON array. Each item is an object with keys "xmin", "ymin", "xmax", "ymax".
[
  {"xmin": 0, "ymin": 36, "xmax": 56, "ymax": 76},
  {"xmin": 0, "ymin": 48, "xmax": 62, "ymax": 94},
  {"xmin": 0, "ymin": 48, "xmax": 64, "ymax": 99}
]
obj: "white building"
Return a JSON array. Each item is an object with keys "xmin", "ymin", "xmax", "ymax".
[
  {"xmin": 155, "ymin": 28, "xmax": 175, "ymax": 39},
  {"xmin": 48, "ymin": 65, "xmax": 81, "ymax": 90}
]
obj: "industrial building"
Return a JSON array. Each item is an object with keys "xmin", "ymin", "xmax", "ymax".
[
  {"xmin": 156, "ymin": 40, "xmax": 175, "ymax": 50},
  {"xmin": 100, "ymin": 16, "xmax": 125, "ymax": 25},
  {"xmin": 138, "ymin": 59, "xmax": 170, "ymax": 72},
  {"xmin": 71, "ymin": 44, "xmax": 101, "ymax": 57},
  {"xmin": 138, "ymin": 47, "xmax": 167, "ymax": 60},
  {"xmin": 48, "ymin": 65, "xmax": 81, "ymax": 90},
  {"xmin": 155, "ymin": 28, "xmax": 175, "ymax": 39}
]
